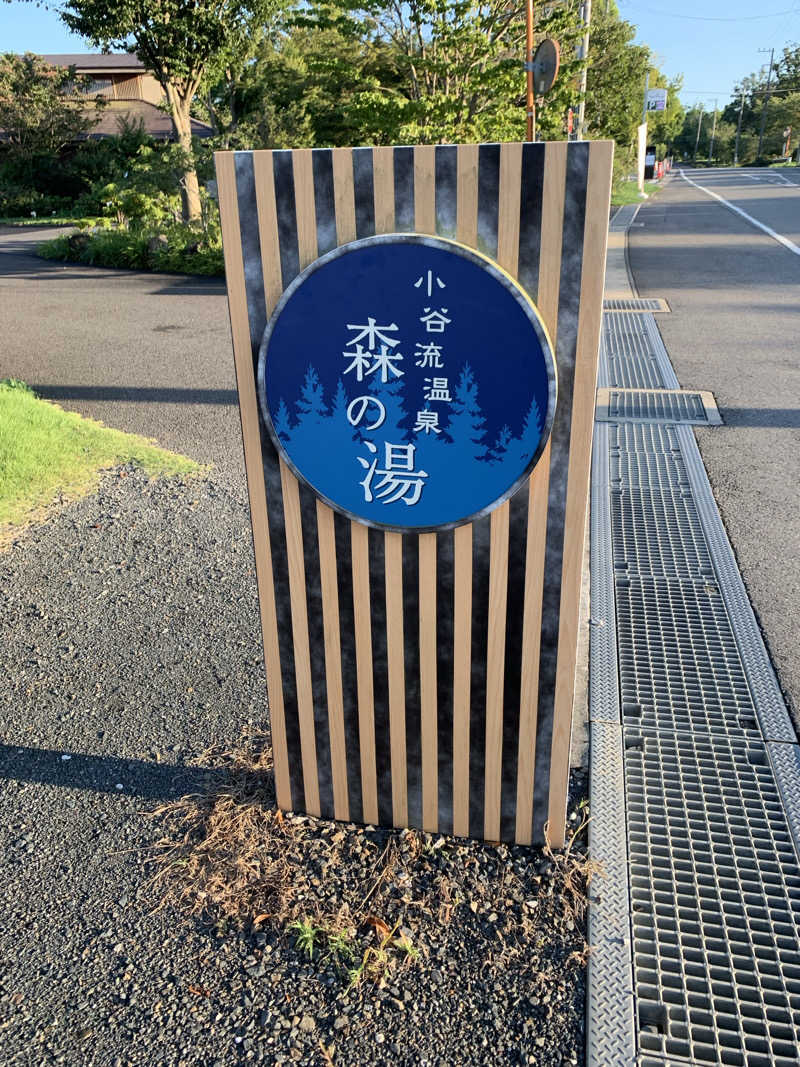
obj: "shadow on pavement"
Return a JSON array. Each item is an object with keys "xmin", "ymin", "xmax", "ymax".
[
  {"xmin": 0, "ymin": 743, "xmax": 225, "ymax": 800},
  {"xmin": 31, "ymin": 384, "xmax": 239, "ymax": 406},
  {"xmin": 720, "ymin": 406, "xmax": 800, "ymax": 428}
]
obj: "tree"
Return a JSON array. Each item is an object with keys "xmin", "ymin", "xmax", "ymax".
[
  {"xmin": 293, "ymin": 0, "xmax": 585, "ymax": 145},
  {"xmin": 0, "ymin": 53, "xmax": 103, "ymax": 158},
  {"xmin": 294, "ymin": 365, "xmax": 328, "ymax": 426},
  {"xmin": 59, "ymin": 0, "xmax": 279, "ymax": 220},
  {"xmin": 446, "ymin": 364, "xmax": 488, "ymax": 463}
]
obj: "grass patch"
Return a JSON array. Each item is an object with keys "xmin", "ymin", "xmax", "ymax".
[
  {"xmin": 611, "ymin": 179, "xmax": 660, "ymax": 207},
  {"xmin": 0, "ymin": 379, "xmax": 200, "ymax": 534},
  {"xmin": 0, "ymin": 216, "xmax": 98, "ymax": 227},
  {"xmin": 38, "ymin": 226, "xmax": 224, "ymax": 277}
]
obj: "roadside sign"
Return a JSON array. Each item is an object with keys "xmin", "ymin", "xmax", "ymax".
[
  {"xmin": 258, "ymin": 234, "xmax": 556, "ymax": 532},
  {"xmin": 216, "ymin": 140, "xmax": 614, "ymax": 847},
  {"xmin": 646, "ymin": 88, "xmax": 668, "ymax": 112},
  {"xmin": 530, "ymin": 39, "xmax": 560, "ymax": 96}
]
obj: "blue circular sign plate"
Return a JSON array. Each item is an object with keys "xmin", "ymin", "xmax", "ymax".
[{"xmin": 258, "ymin": 235, "xmax": 557, "ymax": 532}]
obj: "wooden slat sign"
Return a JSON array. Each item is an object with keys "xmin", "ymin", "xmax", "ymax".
[{"xmin": 216, "ymin": 141, "xmax": 613, "ymax": 847}]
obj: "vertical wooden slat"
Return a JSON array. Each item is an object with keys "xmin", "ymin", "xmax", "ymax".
[
  {"xmin": 419, "ymin": 533, "xmax": 438, "ymax": 830},
  {"xmin": 317, "ymin": 501, "xmax": 349, "ymax": 820},
  {"xmin": 482, "ymin": 143, "xmax": 522, "ymax": 842},
  {"xmin": 279, "ymin": 458, "xmax": 320, "ymax": 816},
  {"xmin": 547, "ymin": 141, "xmax": 613, "ymax": 845},
  {"xmin": 372, "ymin": 146, "xmax": 395, "ymax": 236},
  {"xmin": 452, "ymin": 525, "xmax": 472, "ymax": 838},
  {"xmin": 385, "ymin": 531, "xmax": 407, "ymax": 826},
  {"xmin": 251, "ymin": 151, "xmax": 283, "ymax": 315},
  {"xmin": 352, "ymin": 522, "xmax": 378, "ymax": 823},
  {"xmin": 456, "ymin": 145, "xmax": 479, "ymax": 249},
  {"xmin": 413, "ymin": 144, "xmax": 438, "ymax": 830},
  {"xmin": 515, "ymin": 141, "xmax": 567, "ymax": 845},
  {"xmin": 414, "ymin": 145, "xmax": 437, "ymax": 234},
  {"xmin": 496, "ymin": 142, "xmax": 523, "ymax": 274},
  {"xmin": 216, "ymin": 152, "xmax": 291, "ymax": 811},
  {"xmin": 452, "ymin": 144, "xmax": 479, "ymax": 839},
  {"xmin": 292, "ymin": 149, "xmax": 317, "ymax": 271},
  {"xmin": 332, "ymin": 148, "xmax": 357, "ymax": 245},
  {"xmin": 291, "ymin": 146, "xmax": 340, "ymax": 818}
]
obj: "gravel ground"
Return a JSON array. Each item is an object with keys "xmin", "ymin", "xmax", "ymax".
[{"xmin": 0, "ymin": 468, "xmax": 588, "ymax": 1066}]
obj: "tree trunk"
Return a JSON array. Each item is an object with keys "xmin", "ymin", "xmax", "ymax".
[{"xmin": 167, "ymin": 86, "xmax": 202, "ymax": 223}]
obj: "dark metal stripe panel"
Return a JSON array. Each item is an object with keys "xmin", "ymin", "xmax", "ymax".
[
  {"xmin": 477, "ymin": 143, "xmax": 501, "ymax": 259},
  {"xmin": 299, "ymin": 486, "xmax": 334, "ymax": 817},
  {"xmin": 435, "ymin": 145, "xmax": 458, "ymax": 239},
  {"xmin": 393, "ymin": 147, "xmax": 414, "ymax": 231},
  {"xmin": 532, "ymin": 141, "xmax": 590, "ymax": 842},
  {"xmin": 311, "ymin": 149, "xmax": 337, "ymax": 257},
  {"xmin": 272, "ymin": 151, "xmax": 300, "ymax": 288},
  {"xmin": 468, "ymin": 515, "xmax": 491, "ymax": 839},
  {"xmin": 500, "ymin": 486, "xmax": 530, "ymax": 840},
  {"xmin": 517, "ymin": 142, "xmax": 546, "ymax": 301},
  {"xmin": 403, "ymin": 535, "xmax": 422, "ymax": 827},
  {"xmin": 233, "ymin": 153, "xmax": 267, "ymax": 356},
  {"xmin": 368, "ymin": 526, "xmax": 393, "ymax": 827},
  {"xmin": 333, "ymin": 511, "xmax": 362, "ymax": 822},
  {"xmin": 352, "ymin": 147, "xmax": 376, "ymax": 240},
  {"xmin": 436, "ymin": 530, "xmax": 455, "ymax": 836},
  {"xmin": 235, "ymin": 153, "xmax": 304, "ymax": 811}
]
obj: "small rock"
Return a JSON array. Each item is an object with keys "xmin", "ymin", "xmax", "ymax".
[{"xmin": 298, "ymin": 1015, "xmax": 316, "ymax": 1033}]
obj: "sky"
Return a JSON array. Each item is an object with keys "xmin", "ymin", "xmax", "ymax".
[{"xmin": 2, "ymin": 0, "xmax": 799, "ymax": 113}]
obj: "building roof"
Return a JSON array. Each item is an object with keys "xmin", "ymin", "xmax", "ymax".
[
  {"xmin": 84, "ymin": 99, "xmax": 213, "ymax": 141},
  {"xmin": 41, "ymin": 53, "xmax": 146, "ymax": 73}
]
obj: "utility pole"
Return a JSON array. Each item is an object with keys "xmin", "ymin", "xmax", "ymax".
[
  {"xmin": 709, "ymin": 100, "xmax": 718, "ymax": 163},
  {"xmin": 734, "ymin": 91, "xmax": 745, "ymax": 166},
  {"xmin": 757, "ymin": 47, "xmax": 775, "ymax": 160},
  {"xmin": 693, "ymin": 104, "xmax": 704, "ymax": 164},
  {"xmin": 576, "ymin": 0, "xmax": 592, "ymax": 140},
  {"xmin": 526, "ymin": 0, "xmax": 536, "ymax": 141},
  {"xmin": 642, "ymin": 70, "xmax": 650, "ymax": 125}
]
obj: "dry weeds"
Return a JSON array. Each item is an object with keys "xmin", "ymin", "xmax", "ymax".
[{"xmin": 146, "ymin": 731, "xmax": 599, "ymax": 992}]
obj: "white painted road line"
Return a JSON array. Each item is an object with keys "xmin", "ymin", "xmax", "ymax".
[{"xmin": 679, "ymin": 169, "xmax": 800, "ymax": 257}]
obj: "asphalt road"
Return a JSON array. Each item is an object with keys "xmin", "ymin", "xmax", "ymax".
[
  {"xmin": 629, "ymin": 166, "xmax": 800, "ymax": 726},
  {"xmin": 0, "ymin": 226, "xmax": 244, "ymax": 481}
]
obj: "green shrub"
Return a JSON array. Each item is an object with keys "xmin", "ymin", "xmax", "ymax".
[{"xmin": 37, "ymin": 221, "xmax": 224, "ymax": 277}]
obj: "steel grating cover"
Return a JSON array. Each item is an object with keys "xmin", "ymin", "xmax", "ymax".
[
  {"xmin": 604, "ymin": 297, "xmax": 671, "ymax": 313},
  {"xmin": 597, "ymin": 389, "xmax": 722, "ymax": 426},
  {"xmin": 626, "ymin": 728, "xmax": 800, "ymax": 1067},
  {"xmin": 611, "ymin": 484, "xmax": 713, "ymax": 582},
  {"xmin": 609, "ymin": 447, "xmax": 689, "ymax": 489},
  {"xmin": 609, "ymin": 421, "xmax": 681, "ymax": 456},
  {"xmin": 616, "ymin": 575, "xmax": 761, "ymax": 738},
  {"xmin": 602, "ymin": 313, "xmax": 668, "ymax": 390},
  {"xmin": 677, "ymin": 425, "xmax": 796, "ymax": 745}
]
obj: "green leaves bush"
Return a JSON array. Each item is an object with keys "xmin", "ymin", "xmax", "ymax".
[{"xmin": 38, "ymin": 222, "xmax": 224, "ymax": 277}]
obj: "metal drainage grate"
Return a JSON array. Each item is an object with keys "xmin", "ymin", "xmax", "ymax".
[
  {"xmin": 611, "ymin": 484, "xmax": 713, "ymax": 581},
  {"xmin": 601, "ymin": 313, "xmax": 668, "ymax": 390},
  {"xmin": 626, "ymin": 728, "xmax": 800, "ymax": 1067},
  {"xmin": 597, "ymin": 388, "xmax": 722, "ymax": 426},
  {"xmin": 609, "ymin": 421, "xmax": 681, "ymax": 456},
  {"xmin": 604, "ymin": 297, "xmax": 671, "ymax": 313},
  {"xmin": 616, "ymin": 575, "xmax": 761, "ymax": 737},
  {"xmin": 609, "ymin": 440, "xmax": 688, "ymax": 487}
]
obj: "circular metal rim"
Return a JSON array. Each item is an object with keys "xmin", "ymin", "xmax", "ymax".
[
  {"xmin": 256, "ymin": 232, "xmax": 558, "ymax": 534},
  {"xmin": 532, "ymin": 38, "xmax": 560, "ymax": 96}
]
